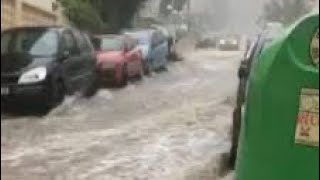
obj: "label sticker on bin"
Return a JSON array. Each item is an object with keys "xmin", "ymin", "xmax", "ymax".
[{"xmin": 295, "ymin": 89, "xmax": 319, "ymax": 147}]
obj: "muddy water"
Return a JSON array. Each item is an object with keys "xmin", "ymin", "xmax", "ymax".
[{"xmin": 1, "ymin": 49, "xmax": 242, "ymax": 180}]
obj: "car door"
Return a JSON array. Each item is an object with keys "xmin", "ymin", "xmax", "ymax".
[
  {"xmin": 60, "ymin": 29, "xmax": 83, "ymax": 93},
  {"xmin": 72, "ymin": 29, "xmax": 96, "ymax": 89}
]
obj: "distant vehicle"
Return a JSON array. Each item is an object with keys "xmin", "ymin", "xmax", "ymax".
[
  {"xmin": 176, "ymin": 24, "xmax": 188, "ymax": 41},
  {"xmin": 217, "ymin": 34, "xmax": 241, "ymax": 51},
  {"xmin": 229, "ymin": 25, "xmax": 284, "ymax": 169},
  {"xmin": 1, "ymin": 26, "xmax": 98, "ymax": 109},
  {"xmin": 92, "ymin": 35, "xmax": 143, "ymax": 86},
  {"xmin": 196, "ymin": 34, "xmax": 218, "ymax": 49},
  {"xmin": 123, "ymin": 29, "xmax": 169, "ymax": 74}
]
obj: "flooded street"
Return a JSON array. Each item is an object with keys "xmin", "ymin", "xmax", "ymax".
[{"xmin": 1, "ymin": 48, "xmax": 242, "ymax": 180}]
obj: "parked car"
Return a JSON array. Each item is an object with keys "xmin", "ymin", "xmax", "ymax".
[
  {"xmin": 217, "ymin": 34, "xmax": 241, "ymax": 51},
  {"xmin": 92, "ymin": 35, "xmax": 143, "ymax": 86},
  {"xmin": 229, "ymin": 26, "xmax": 283, "ymax": 169},
  {"xmin": 1, "ymin": 26, "xmax": 98, "ymax": 109},
  {"xmin": 123, "ymin": 29, "xmax": 169, "ymax": 74},
  {"xmin": 150, "ymin": 24, "xmax": 176, "ymax": 57}
]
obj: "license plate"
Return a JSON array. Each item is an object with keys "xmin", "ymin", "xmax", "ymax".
[{"xmin": 1, "ymin": 87, "xmax": 9, "ymax": 95}]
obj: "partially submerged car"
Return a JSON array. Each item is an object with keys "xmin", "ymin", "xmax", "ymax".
[
  {"xmin": 123, "ymin": 29, "xmax": 169, "ymax": 74},
  {"xmin": 92, "ymin": 35, "xmax": 143, "ymax": 86},
  {"xmin": 1, "ymin": 26, "xmax": 97, "ymax": 109}
]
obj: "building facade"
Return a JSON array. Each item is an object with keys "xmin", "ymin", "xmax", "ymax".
[{"xmin": 1, "ymin": 0, "xmax": 66, "ymax": 30}]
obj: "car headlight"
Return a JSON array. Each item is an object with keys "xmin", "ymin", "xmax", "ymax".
[
  {"xmin": 18, "ymin": 67, "xmax": 47, "ymax": 84},
  {"xmin": 220, "ymin": 39, "xmax": 226, "ymax": 45},
  {"xmin": 231, "ymin": 40, "xmax": 238, "ymax": 45}
]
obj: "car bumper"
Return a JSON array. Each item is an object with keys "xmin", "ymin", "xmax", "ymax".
[
  {"xmin": 97, "ymin": 68, "xmax": 121, "ymax": 84},
  {"xmin": 219, "ymin": 44, "xmax": 240, "ymax": 50},
  {"xmin": 1, "ymin": 82, "xmax": 48, "ymax": 105}
]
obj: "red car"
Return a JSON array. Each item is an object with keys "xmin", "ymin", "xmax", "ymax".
[{"xmin": 93, "ymin": 35, "xmax": 143, "ymax": 86}]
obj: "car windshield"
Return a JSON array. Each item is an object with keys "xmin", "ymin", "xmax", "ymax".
[
  {"xmin": 1, "ymin": 29, "xmax": 58, "ymax": 56},
  {"xmin": 94, "ymin": 37, "xmax": 123, "ymax": 51},
  {"xmin": 125, "ymin": 31, "xmax": 151, "ymax": 45}
]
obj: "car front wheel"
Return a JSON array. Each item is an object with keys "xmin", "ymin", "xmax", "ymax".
[
  {"xmin": 118, "ymin": 65, "xmax": 128, "ymax": 87},
  {"xmin": 143, "ymin": 60, "xmax": 152, "ymax": 75},
  {"xmin": 45, "ymin": 79, "xmax": 65, "ymax": 110}
]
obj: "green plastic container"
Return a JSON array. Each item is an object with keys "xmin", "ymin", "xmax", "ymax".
[{"xmin": 235, "ymin": 11, "xmax": 319, "ymax": 180}]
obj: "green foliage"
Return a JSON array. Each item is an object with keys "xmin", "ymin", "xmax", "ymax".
[
  {"xmin": 91, "ymin": 0, "xmax": 147, "ymax": 32},
  {"xmin": 59, "ymin": 0, "xmax": 105, "ymax": 33},
  {"xmin": 261, "ymin": 0, "xmax": 309, "ymax": 25},
  {"xmin": 60, "ymin": 0, "xmax": 147, "ymax": 33}
]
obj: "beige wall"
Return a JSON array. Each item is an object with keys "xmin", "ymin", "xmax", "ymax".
[{"xmin": 1, "ymin": 0, "xmax": 67, "ymax": 31}]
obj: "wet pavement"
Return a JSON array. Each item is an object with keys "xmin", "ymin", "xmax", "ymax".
[{"xmin": 1, "ymin": 48, "xmax": 242, "ymax": 180}]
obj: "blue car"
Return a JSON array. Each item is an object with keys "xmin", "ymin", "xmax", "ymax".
[{"xmin": 124, "ymin": 29, "xmax": 169, "ymax": 74}]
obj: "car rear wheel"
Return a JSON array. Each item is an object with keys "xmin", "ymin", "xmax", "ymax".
[
  {"xmin": 143, "ymin": 60, "xmax": 152, "ymax": 75},
  {"xmin": 119, "ymin": 65, "xmax": 128, "ymax": 87},
  {"xmin": 136, "ymin": 64, "xmax": 144, "ymax": 80}
]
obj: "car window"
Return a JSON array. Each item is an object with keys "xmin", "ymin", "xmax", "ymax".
[
  {"xmin": 94, "ymin": 37, "xmax": 123, "ymax": 52},
  {"xmin": 245, "ymin": 39, "xmax": 257, "ymax": 60},
  {"xmin": 152, "ymin": 32, "xmax": 159, "ymax": 47},
  {"xmin": 72, "ymin": 29, "xmax": 88, "ymax": 53},
  {"xmin": 126, "ymin": 38, "xmax": 136, "ymax": 51},
  {"xmin": 133, "ymin": 38, "xmax": 139, "ymax": 48},
  {"xmin": 82, "ymin": 33, "xmax": 94, "ymax": 53},
  {"xmin": 1, "ymin": 29, "xmax": 58, "ymax": 56},
  {"xmin": 157, "ymin": 31, "xmax": 166, "ymax": 44},
  {"xmin": 62, "ymin": 31, "xmax": 79, "ymax": 55},
  {"xmin": 125, "ymin": 31, "xmax": 152, "ymax": 45}
]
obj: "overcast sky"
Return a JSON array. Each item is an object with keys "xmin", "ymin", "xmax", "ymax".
[
  {"xmin": 228, "ymin": 0, "xmax": 268, "ymax": 33},
  {"xmin": 190, "ymin": 0, "xmax": 269, "ymax": 34}
]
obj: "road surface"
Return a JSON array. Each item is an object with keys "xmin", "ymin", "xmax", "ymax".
[{"xmin": 1, "ymin": 48, "xmax": 242, "ymax": 180}]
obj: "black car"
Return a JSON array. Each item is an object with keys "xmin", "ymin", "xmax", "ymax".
[
  {"xmin": 1, "ymin": 26, "xmax": 98, "ymax": 109},
  {"xmin": 228, "ymin": 27, "xmax": 282, "ymax": 169}
]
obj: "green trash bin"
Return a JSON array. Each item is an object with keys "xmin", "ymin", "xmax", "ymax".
[{"xmin": 235, "ymin": 11, "xmax": 319, "ymax": 180}]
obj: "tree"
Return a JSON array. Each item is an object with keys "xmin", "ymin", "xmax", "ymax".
[
  {"xmin": 91, "ymin": 0, "xmax": 147, "ymax": 32},
  {"xmin": 59, "ymin": 0, "xmax": 106, "ymax": 33},
  {"xmin": 261, "ymin": 0, "xmax": 309, "ymax": 26},
  {"xmin": 60, "ymin": 0, "xmax": 147, "ymax": 33},
  {"xmin": 159, "ymin": 0, "xmax": 187, "ymax": 16}
]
